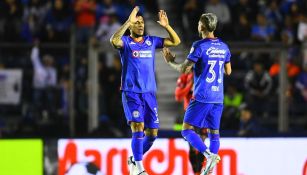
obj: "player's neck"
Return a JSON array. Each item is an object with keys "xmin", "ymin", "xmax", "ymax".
[
  {"xmin": 130, "ymin": 35, "xmax": 144, "ymax": 43},
  {"xmin": 202, "ymin": 32, "xmax": 215, "ymax": 39}
]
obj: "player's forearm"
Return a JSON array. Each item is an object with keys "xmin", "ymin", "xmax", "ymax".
[
  {"xmin": 168, "ymin": 61, "xmax": 189, "ymax": 73},
  {"xmin": 110, "ymin": 20, "xmax": 130, "ymax": 46},
  {"xmin": 164, "ymin": 25, "xmax": 181, "ymax": 46}
]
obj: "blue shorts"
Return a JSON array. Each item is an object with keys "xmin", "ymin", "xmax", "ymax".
[
  {"xmin": 121, "ymin": 91, "xmax": 159, "ymax": 129},
  {"xmin": 184, "ymin": 100, "xmax": 223, "ymax": 130}
]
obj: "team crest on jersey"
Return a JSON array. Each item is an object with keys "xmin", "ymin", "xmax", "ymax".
[
  {"xmin": 132, "ymin": 110, "xmax": 140, "ymax": 118},
  {"xmin": 189, "ymin": 47, "xmax": 194, "ymax": 54},
  {"xmin": 145, "ymin": 40, "xmax": 152, "ymax": 46}
]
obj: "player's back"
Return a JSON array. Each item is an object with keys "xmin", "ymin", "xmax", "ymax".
[{"xmin": 187, "ymin": 38, "xmax": 231, "ymax": 103}]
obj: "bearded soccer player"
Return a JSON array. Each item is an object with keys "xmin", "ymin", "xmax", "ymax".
[
  {"xmin": 162, "ymin": 13, "xmax": 231, "ymax": 175},
  {"xmin": 110, "ymin": 6, "xmax": 180, "ymax": 175}
]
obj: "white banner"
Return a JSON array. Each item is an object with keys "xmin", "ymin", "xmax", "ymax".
[
  {"xmin": 58, "ymin": 138, "xmax": 307, "ymax": 175},
  {"xmin": 0, "ymin": 70, "xmax": 22, "ymax": 104}
]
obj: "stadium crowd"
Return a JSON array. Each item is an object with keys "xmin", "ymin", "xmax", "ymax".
[{"xmin": 0, "ymin": 0, "xmax": 306, "ymax": 138}]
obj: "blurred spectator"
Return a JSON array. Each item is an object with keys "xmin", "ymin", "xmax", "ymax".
[
  {"xmin": 295, "ymin": 64, "xmax": 307, "ymax": 102},
  {"xmin": 44, "ymin": 0, "xmax": 72, "ymax": 42},
  {"xmin": 74, "ymin": 0, "xmax": 97, "ymax": 43},
  {"xmin": 221, "ymin": 85, "xmax": 242, "ymax": 130},
  {"xmin": 31, "ymin": 45, "xmax": 57, "ymax": 121},
  {"xmin": 238, "ymin": 105, "xmax": 260, "ymax": 137},
  {"xmin": 232, "ymin": 0, "xmax": 257, "ymax": 21},
  {"xmin": 264, "ymin": 0, "xmax": 283, "ymax": 30},
  {"xmin": 23, "ymin": 0, "xmax": 50, "ymax": 23},
  {"xmin": 182, "ymin": 0, "xmax": 202, "ymax": 42},
  {"xmin": 31, "ymin": 46, "xmax": 57, "ymax": 89},
  {"xmin": 287, "ymin": 2, "xmax": 301, "ymax": 25},
  {"xmin": 269, "ymin": 16, "xmax": 301, "ymax": 81},
  {"xmin": 204, "ymin": 0, "xmax": 231, "ymax": 38},
  {"xmin": 269, "ymin": 58, "xmax": 300, "ymax": 82},
  {"xmin": 204, "ymin": 0, "xmax": 231, "ymax": 25},
  {"xmin": 21, "ymin": 0, "xmax": 50, "ymax": 42},
  {"xmin": 1, "ymin": 0, "xmax": 23, "ymax": 42},
  {"xmin": 96, "ymin": 0, "xmax": 117, "ymax": 19},
  {"xmin": 245, "ymin": 62, "xmax": 272, "ymax": 116},
  {"xmin": 233, "ymin": 13, "xmax": 251, "ymax": 41},
  {"xmin": 298, "ymin": 14, "xmax": 307, "ymax": 65},
  {"xmin": 251, "ymin": 13, "xmax": 276, "ymax": 42},
  {"xmin": 95, "ymin": 14, "xmax": 120, "ymax": 67},
  {"xmin": 96, "ymin": 14, "xmax": 120, "ymax": 43},
  {"xmin": 281, "ymin": 16, "xmax": 296, "ymax": 46}
]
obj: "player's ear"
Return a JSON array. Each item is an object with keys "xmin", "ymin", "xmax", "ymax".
[{"xmin": 200, "ymin": 24, "xmax": 206, "ymax": 32}]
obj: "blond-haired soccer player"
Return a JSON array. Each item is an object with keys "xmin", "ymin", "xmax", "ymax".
[{"xmin": 162, "ymin": 13, "xmax": 231, "ymax": 175}]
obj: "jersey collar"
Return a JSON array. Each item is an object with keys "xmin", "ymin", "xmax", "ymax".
[
  {"xmin": 129, "ymin": 36, "xmax": 145, "ymax": 44},
  {"xmin": 204, "ymin": 37, "xmax": 219, "ymax": 42}
]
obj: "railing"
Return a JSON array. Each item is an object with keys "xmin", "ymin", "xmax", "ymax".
[{"xmin": 0, "ymin": 41, "xmax": 304, "ymax": 137}]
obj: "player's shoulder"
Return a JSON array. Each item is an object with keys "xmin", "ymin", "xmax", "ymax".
[
  {"xmin": 146, "ymin": 35, "xmax": 158, "ymax": 40},
  {"xmin": 122, "ymin": 35, "xmax": 129, "ymax": 40},
  {"xmin": 216, "ymin": 38, "xmax": 230, "ymax": 50},
  {"xmin": 192, "ymin": 39, "xmax": 205, "ymax": 48},
  {"xmin": 121, "ymin": 35, "xmax": 130, "ymax": 45}
]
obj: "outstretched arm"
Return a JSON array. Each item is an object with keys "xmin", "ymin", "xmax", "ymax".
[
  {"xmin": 157, "ymin": 10, "xmax": 181, "ymax": 47},
  {"xmin": 161, "ymin": 47, "xmax": 194, "ymax": 73},
  {"xmin": 110, "ymin": 6, "xmax": 139, "ymax": 48}
]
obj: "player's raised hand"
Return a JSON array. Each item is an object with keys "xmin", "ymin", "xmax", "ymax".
[
  {"xmin": 161, "ymin": 47, "xmax": 176, "ymax": 63},
  {"xmin": 128, "ymin": 6, "xmax": 139, "ymax": 24},
  {"xmin": 157, "ymin": 10, "xmax": 169, "ymax": 27}
]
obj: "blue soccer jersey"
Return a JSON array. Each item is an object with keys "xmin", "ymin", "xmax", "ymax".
[
  {"xmin": 118, "ymin": 35, "xmax": 164, "ymax": 93},
  {"xmin": 187, "ymin": 38, "xmax": 231, "ymax": 103}
]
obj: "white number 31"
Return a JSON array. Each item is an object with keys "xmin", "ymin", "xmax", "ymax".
[{"xmin": 206, "ymin": 60, "xmax": 223, "ymax": 83}]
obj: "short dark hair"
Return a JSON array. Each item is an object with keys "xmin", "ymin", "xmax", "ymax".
[{"xmin": 200, "ymin": 13, "xmax": 218, "ymax": 32}]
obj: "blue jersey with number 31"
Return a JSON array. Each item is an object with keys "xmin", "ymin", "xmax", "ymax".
[{"xmin": 187, "ymin": 38, "xmax": 231, "ymax": 103}]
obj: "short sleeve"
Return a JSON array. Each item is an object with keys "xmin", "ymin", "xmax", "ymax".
[
  {"xmin": 187, "ymin": 42, "xmax": 202, "ymax": 63},
  {"xmin": 117, "ymin": 36, "xmax": 128, "ymax": 50},
  {"xmin": 152, "ymin": 36, "xmax": 164, "ymax": 49},
  {"xmin": 225, "ymin": 49, "xmax": 231, "ymax": 63}
]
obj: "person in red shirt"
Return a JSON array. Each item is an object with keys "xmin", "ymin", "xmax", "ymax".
[
  {"xmin": 74, "ymin": 0, "xmax": 97, "ymax": 42},
  {"xmin": 175, "ymin": 72, "xmax": 207, "ymax": 175}
]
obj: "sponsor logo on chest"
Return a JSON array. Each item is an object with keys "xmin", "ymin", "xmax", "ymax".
[
  {"xmin": 132, "ymin": 50, "xmax": 153, "ymax": 58},
  {"xmin": 206, "ymin": 47, "xmax": 226, "ymax": 58}
]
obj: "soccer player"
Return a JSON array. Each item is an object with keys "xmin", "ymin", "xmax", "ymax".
[
  {"xmin": 161, "ymin": 13, "xmax": 232, "ymax": 175},
  {"xmin": 110, "ymin": 6, "xmax": 180, "ymax": 175}
]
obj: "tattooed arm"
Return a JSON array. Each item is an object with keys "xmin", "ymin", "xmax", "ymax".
[
  {"xmin": 161, "ymin": 47, "xmax": 194, "ymax": 74},
  {"xmin": 110, "ymin": 6, "xmax": 139, "ymax": 48}
]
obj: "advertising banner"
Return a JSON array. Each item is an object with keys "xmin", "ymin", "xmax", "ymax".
[
  {"xmin": 0, "ymin": 139, "xmax": 43, "ymax": 175},
  {"xmin": 58, "ymin": 138, "xmax": 307, "ymax": 175},
  {"xmin": 0, "ymin": 69, "xmax": 22, "ymax": 104}
]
